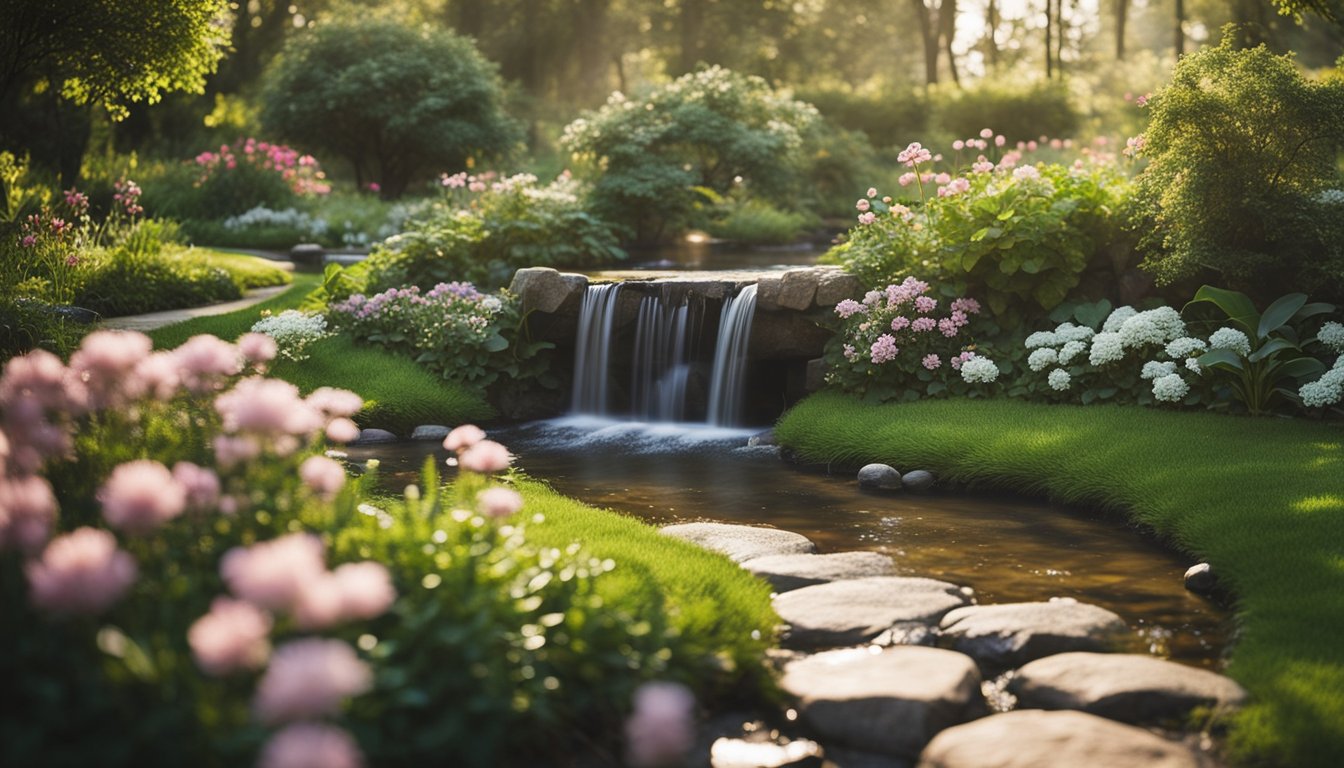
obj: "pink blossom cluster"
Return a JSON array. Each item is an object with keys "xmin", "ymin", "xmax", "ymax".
[
  {"xmin": 898, "ymin": 142, "xmax": 933, "ymax": 167},
  {"xmin": 949, "ymin": 350, "xmax": 978, "ymax": 370},
  {"xmin": 194, "ymin": 139, "xmax": 331, "ymax": 196},
  {"xmin": 112, "ymin": 178, "xmax": 143, "ymax": 217},
  {"xmin": 442, "ymin": 425, "xmax": 522, "ymax": 518},
  {"xmin": 440, "ymin": 169, "xmax": 500, "ymax": 193},
  {"xmin": 833, "ymin": 276, "xmax": 984, "ymax": 380},
  {"xmin": 1123, "ymin": 134, "xmax": 1146, "ymax": 158}
]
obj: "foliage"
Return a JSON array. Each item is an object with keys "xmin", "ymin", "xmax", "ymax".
[
  {"xmin": 364, "ymin": 171, "xmax": 624, "ymax": 291},
  {"xmin": 794, "ymin": 86, "xmax": 929, "ymax": 149},
  {"xmin": 775, "ymin": 393, "xmax": 1344, "ymax": 768},
  {"xmin": 0, "ymin": 297, "xmax": 86, "ymax": 360},
  {"xmin": 1131, "ymin": 30, "xmax": 1344, "ymax": 302},
  {"xmin": 250, "ymin": 310, "xmax": 329, "ymax": 362},
  {"xmin": 699, "ymin": 196, "xmax": 817, "ymax": 245},
  {"xmin": 143, "ymin": 140, "xmax": 327, "ymax": 222},
  {"xmin": 261, "ymin": 17, "xmax": 520, "ymax": 199},
  {"xmin": 73, "ymin": 245, "xmax": 290, "ymax": 319},
  {"xmin": 932, "ymin": 78, "xmax": 1080, "ymax": 145},
  {"xmin": 562, "ymin": 66, "xmax": 818, "ymax": 244}
]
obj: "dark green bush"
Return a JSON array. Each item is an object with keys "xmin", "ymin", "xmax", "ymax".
[
  {"xmin": 932, "ymin": 78, "xmax": 1079, "ymax": 143},
  {"xmin": 75, "ymin": 249, "xmax": 241, "ymax": 317},
  {"xmin": 139, "ymin": 155, "xmax": 296, "ymax": 222},
  {"xmin": 794, "ymin": 86, "xmax": 929, "ymax": 148}
]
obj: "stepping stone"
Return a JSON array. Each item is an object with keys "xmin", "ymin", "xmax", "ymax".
[
  {"xmin": 410, "ymin": 424, "xmax": 450, "ymax": 441},
  {"xmin": 709, "ymin": 737, "xmax": 824, "ymax": 768},
  {"xmin": 781, "ymin": 646, "xmax": 983, "ymax": 758},
  {"xmin": 901, "ymin": 470, "xmax": 936, "ymax": 492},
  {"xmin": 1183, "ymin": 563, "xmax": 1217, "ymax": 594},
  {"xmin": 1010, "ymin": 652, "xmax": 1248, "ymax": 725},
  {"xmin": 661, "ymin": 522, "xmax": 816, "ymax": 563},
  {"xmin": 774, "ymin": 577, "xmax": 969, "ymax": 649},
  {"xmin": 937, "ymin": 600, "xmax": 1131, "ymax": 670},
  {"xmin": 858, "ymin": 464, "xmax": 902, "ymax": 490},
  {"xmin": 742, "ymin": 551, "xmax": 897, "ymax": 593},
  {"xmin": 916, "ymin": 709, "xmax": 1205, "ymax": 768},
  {"xmin": 350, "ymin": 428, "xmax": 398, "ymax": 445}
]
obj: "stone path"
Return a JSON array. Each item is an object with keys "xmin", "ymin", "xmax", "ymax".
[{"xmin": 99, "ymin": 284, "xmax": 291, "ymax": 332}]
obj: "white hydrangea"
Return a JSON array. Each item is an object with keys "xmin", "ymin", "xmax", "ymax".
[
  {"xmin": 1118, "ymin": 307, "xmax": 1185, "ymax": 349},
  {"xmin": 1028, "ymin": 347, "xmax": 1058, "ymax": 372},
  {"xmin": 1317, "ymin": 188, "xmax": 1344, "ymax": 206},
  {"xmin": 1319, "ymin": 321, "xmax": 1344, "ymax": 354},
  {"xmin": 1048, "ymin": 368, "xmax": 1071, "ymax": 391},
  {"xmin": 1025, "ymin": 330, "xmax": 1058, "ymax": 349},
  {"xmin": 1141, "ymin": 360, "xmax": 1178, "ymax": 380},
  {"xmin": 1165, "ymin": 337, "xmax": 1208, "ymax": 359},
  {"xmin": 1058, "ymin": 340, "xmax": 1087, "ymax": 365},
  {"xmin": 251, "ymin": 310, "xmax": 329, "ymax": 362},
  {"xmin": 1102, "ymin": 306, "xmax": 1138, "ymax": 332},
  {"xmin": 1152, "ymin": 372, "xmax": 1190, "ymax": 402},
  {"xmin": 1088, "ymin": 332, "xmax": 1125, "ymax": 366},
  {"xmin": 1298, "ymin": 366, "xmax": 1343, "ymax": 407},
  {"xmin": 1208, "ymin": 327, "xmax": 1252, "ymax": 357},
  {"xmin": 1185, "ymin": 357, "xmax": 1202, "ymax": 374},
  {"xmin": 960, "ymin": 355, "xmax": 1000, "ymax": 383}
]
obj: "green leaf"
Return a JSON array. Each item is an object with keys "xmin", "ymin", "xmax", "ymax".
[
  {"xmin": 1256, "ymin": 294, "xmax": 1308, "ymax": 339},
  {"xmin": 1074, "ymin": 299, "xmax": 1112, "ymax": 330},
  {"xmin": 1197, "ymin": 348, "xmax": 1245, "ymax": 372},
  {"xmin": 1278, "ymin": 357, "xmax": 1327, "ymax": 380},
  {"xmin": 1293, "ymin": 302, "xmax": 1336, "ymax": 323},
  {"xmin": 483, "ymin": 334, "xmax": 509, "ymax": 353},
  {"xmin": 1247, "ymin": 337, "xmax": 1295, "ymax": 363},
  {"xmin": 971, "ymin": 227, "xmax": 990, "ymax": 242},
  {"xmin": 1184, "ymin": 285, "xmax": 1260, "ymax": 335},
  {"xmin": 926, "ymin": 381, "xmax": 946, "ymax": 396},
  {"xmin": 996, "ymin": 209, "xmax": 1016, "ymax": 221}
]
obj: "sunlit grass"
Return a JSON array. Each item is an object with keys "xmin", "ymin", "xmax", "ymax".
[{"xmin": 776, "ymin": 392, "xmax": 1344, "ymax": 768}]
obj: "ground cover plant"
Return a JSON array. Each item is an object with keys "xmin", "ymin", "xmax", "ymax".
[{"xmin": 775, "ymin": 393, "xmax": 1344, "ymax": 768}]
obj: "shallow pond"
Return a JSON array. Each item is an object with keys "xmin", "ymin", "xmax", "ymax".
[{"xmin": 347, "ymin": 417, "xmax": 1232, "ymax": 670}]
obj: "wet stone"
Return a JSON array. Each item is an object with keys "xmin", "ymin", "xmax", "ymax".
[
  {"xmin": 900, "ymin": 470, "xmax": 936, "ymax": 493},
  {"xmin": 1183, "ymin": 563, "xmax": 1217, "ymax": 594},
  {"xmin": 858, "ymin": 464, "xmax": 903, "ymax": 491},
  {"xmin": 350, "ymin": 428, "xmax": 398, "ymax": 445},
  {"xmin": 742, "ymin": 551, "xmax": 897, "ymax": 593},
  {"xmin": 937, "ymin": 600, "xmax": 1131, "ymax": 670},
  {"xmin": 410, "ymin": 425, "xmax": 450, "ymax": 441},
  {"xmin": 661, "ymin": 522, "xmax": 817, "ymax": 563},
  {"xmin": 773, "ymin": 577, "xmax": 970, "ymax": 649}
]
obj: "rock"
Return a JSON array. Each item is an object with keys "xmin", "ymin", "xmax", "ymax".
[
  {"xmin": 814, "ymin": 267, "xmax": 864, "ymax": 309},
  {"xmin": 710, "ymin": 737, "xmax": 824, "ymax": 768},
  {"xmin": 777, "ymin": 269, "xmax": 819, "ymax": 311},
  {"xmin": 773, "ymin": 577, "xmax": 970, "ymax": 649},
  {"xmin": 748, "ymin": 311, "xmax": 834, "ymax": 360},
  {"xmin": 410, "ymin": 425, "xmax": 450, "ymax": 441},
  {"xmin": 900, "ymin": 470, "xmax": 936, "ymax": 493},
  {"xmin": 805, "ymin": 358, "xmax": 828, "ymax": 393},
  {"xmin": 748, "ymin": 429, "xmax": 777, "ymax": 447},
  {"xmin": 1010, "ymin": 652, "xmax": 1249, "ymax": 725},
  {"xmin": 661, "ymin": 522, "xmax": 817, "ymax": 563},
  {"xmin": 781, "ymin": 646, "xmax": 984, "ymax": 758},
  {"xmin": 756, "ymin": 275, "xmax": 783, "ymax": 311},
  {"xmin": 743, "ymin": 551, "xmax": 897, "ymax": 593},
  {"xmin": 937, "ymin": 601, "xmax": 1131, "ymax": 670},
  {"xmin": 1183, "ymin": 563, "xmax": 1217, "ymax": 594},
  {"xmin": 350, "ymin": 428, "xmax": 398, "ymax": 445},
  {"xmin": 290, "ymin": 243, "xmax": 325, "ymax": 272},
  {"xmin": 509, "ymin": 267, "xmax": 588, "ymax": 314},
  {"xmin": 858, "ymin": 464, "xmax": 903, "ymax": 491},
  {"xmin": 916, "ymin": 710, "xmax": 1205, "ymax": 768}
]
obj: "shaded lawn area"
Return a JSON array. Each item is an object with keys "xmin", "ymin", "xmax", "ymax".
[{"xmin": 775, "ymin": 392, "xmax": 1344, "ymax": 768}]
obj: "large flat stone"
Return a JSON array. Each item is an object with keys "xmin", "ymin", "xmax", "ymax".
[
  {"xmin": 777, "ymin": 269, "xmax": 819, "ymax": 311},
  {"xmin": 937, "ymin": 600, "xmax": 1131, "ymax": 670},
  {"xmin": 661, "ymin": 522, "xmax": 817, "ymax": 563},
  {"xmin": 773, "ymin": 577, "xmax": 969, "ymax": 649},
  {"xmin": 814, "ymin": 267, "xmax": 864, "ymax": 308},
  {"xmin": 742, "ymin": 551, "xmax": 897, "ymax": 593},
  {"xmin": 781, "ymin": 646, "xmax": 983, "ymax": 758},
  {"xmin": 916, "ymin": 710, "xmax": 1205, "ymax": 768},
  {"xmin": 1010, "ymin": 652, "xmax": 1249, "ymax": 725},
  {"xmin": 509, "ymin": 267, "xmax": 588, "ymax": 314}
]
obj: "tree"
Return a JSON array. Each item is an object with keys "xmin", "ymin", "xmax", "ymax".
[{"xmin": 260, "ymin": 17, "xmax": 521, "ymax": 198}]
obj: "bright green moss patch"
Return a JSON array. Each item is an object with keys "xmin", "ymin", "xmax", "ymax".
[{"xmin": 776, "ymin": 392, "xmax": 1344, "ymax": 768}]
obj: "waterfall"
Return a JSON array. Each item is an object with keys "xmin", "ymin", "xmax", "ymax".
[
  {"xmin": 706, "ymin": 284, "xmax": 758, "ymax": 427},
  {"xmin": 570, "ymin": 283, "xmax": 621, "ymax": 415},
  {"xmin": 630, "ymin": 293, "xmax": 694, "ymax": 422}
]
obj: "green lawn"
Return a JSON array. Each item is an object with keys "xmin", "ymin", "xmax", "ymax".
[
  {"xmin": 775, "ymin": 392, "xmax": 1344, "ymax": 768},
  {"xmin": 192, "ymin": 248, "xmax": 293, "ymax": 290}
]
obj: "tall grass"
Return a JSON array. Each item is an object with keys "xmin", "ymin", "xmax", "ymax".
[{"xmin": 775, "ymin": 392, "xmax": 1344, "ymax": 768}]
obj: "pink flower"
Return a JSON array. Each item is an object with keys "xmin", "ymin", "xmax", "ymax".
[
  {"xmin": 0, "ymin": 474, "xmax": 58, "ymax": 553},
  {"xmin": 26, "ymin": 528, "xmax": 137, "ymax": 616},
  {"xmin": 173, "ymin": 335, "xmax": 242, "ymax": 394},
  {"xmin": 1013, "ymin": 165, "xmax": 1041, "ymax": 181},
  {"xmin": 938, "ymin": 318, "xmax": 959, "ymax": 337},
  {"xmin": 911, "ymin": 317, "xmax": 937, "ymax": 333},
  {"xmin": 20, "ymin": 234, "xmax": 36, "ymax": 248},
  {"xmin": 333, "ymin": 561, "xmax": 396, "ymax": 620},
  {"xmin": 944, "ymin": 177, "xmax": 970, "ymax": 196},
  {"xmin": 995, "ymin": 134, "xmax": 1006, "ymax": 147},
  {"xmin": 238, "ymin": 333, "xmax": 278, "ymax": 365},
  {"xmin": 624, "ymin": 682, "xmax": 697, "ymax": 768},
  {"xmin": 326, "ymin": 417, "xmax": 360, "ymax": 443},
  {"xmin": 866, "ymin": 187, "xmax": 878, "ymax": 197},
  {"xmin": 443, "ymin": 424, "xmax": 486, "ymax": 452},
  {"xmin": 253, "ymin": 638, "xmax": 372, "ymax": 725},
  {"xmin": 834, "ymin": 299, "xmax": 865, "ymax": 319},
  {"xmin": 950, "ymin": 351, "xmax": 976, "ymax": 370},
  {"xmin": 897, "ymin": 142, "xmax": 933, "ymax": 167},
  {"xmin": 980, "ymin": 128, "xmax": 993, "ymax": 139},
  {"xmin": 842, "ymin": 344, "xmax": 857, "ymax": 362},
  {"xmin": 100, "ymin": 460, "xmax": 187, "ymax": 535},
  {"xmin": 257, "ymin": 723, "xmax": 365, "ymax": 768},
  {"xmin": 221, "ymin": 533, "xmax": 326, "ymax": 612},
  {"xmin": 952, "ymin": 139, "xmax": 965, "ymax": 151},
  {"xmin": 857, "ymin": 212, "xmax": 876, "ymax": 225},
  {"xmin": 898, "ymin": 172, "xmax": 917, "ymax": 187},
  {"xmin": 891, "ymin": 316, "xmax": 910, "ymax": 331},
  {"xmin": 855, "ymin": 198, "xmax": 870, "ymax": 212},
  {"xmin": 934, "ymin": 173, "xmax": 951, "ymax": 185},
  {"xmin": 915, "ymin": 296, "xmax": 937, "ymax": 314},
  {"xmin": 459, "ymin": 440, "xmax": 511, "ymax": 473},
  {"xmin": 306, "ymin": 387, "xmax": 363, "ymax": 418},
  {"xmin": 300, "ymin": 455, "xmax": 346, "ymax": 499},
  {"xmin": 1136, "ymin": 93, "xmax": 1150, "ymax": 107},
  {"xmin": 950, "ymin": 298, "xmax": 981, "ymax": 315},
  {"xmin": 213, "ymin": 434, "xmax": 262, "ymax": 468},
  {"xmin": 217, "ymin": 378, "xmax": 324, "ymax": 437},
  {"xmin": 188, "ymin": 597, "xmax": 273, "ymax": 675},
  {"xmin": 870, "ymin": 334, "xmax": 899, "ymax": 364},
  {"xmin": 68, "ymin": 330, "xmax": 153, "ymax": 410},
  {"xmin": 173, "ymin": 461, "xmax": 221, "ymax": 512},
  {"xmin": 922, "ymin": 354, "xmax": 941, "ymax": 370},
  {"xmin": 134, "ymin": 351, "xmax": 181, "ymax": 400},
  {"xmin": 477, "ymin": 487, "xmax": 524, "ymax": 518}
]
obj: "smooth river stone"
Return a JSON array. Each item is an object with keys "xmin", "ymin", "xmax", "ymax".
[
  {"xmin": 781, "ymin": 646, "xmax": 984, "ymax": 758},
  {"xmin": 409, "ymin": 424, "xmax": 450, "ymax": 441},
  {"xmin": 773, "ymin": 576, "xmax": 969, "ymax": 649},
  {"xmin": 916, "ymin": 710, "xmax": 1206, "ymax": 768},
  {"xmin": 857, "ymin": 464, "xmax": 903, "ymax": 490},
  {"xmin": 350, "ymin": 428, "xmax": 397, "ymax": 445},
  {"xmin": 937, "ymin": 600, "xmax": 1131, "ymax": 670},
  {"xmin": 660, "ymin": 522, "xmax": 817, "ymax": 563},
  {"xmin": 742, "ymin": 551, "xmax": 897, "ymax": 593},
  {"xmin": 1010, "ymin": 652, "xmax": 1249, "ymax": 724}
]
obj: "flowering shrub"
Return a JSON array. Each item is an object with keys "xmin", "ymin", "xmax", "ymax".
[
  {"xmin": 195, "ymin": 139, "xmax": 330, "ymax": 198},
  {"xmin": 823, "ymin": 275, "xmax": 1000, "ymax": 402},
  {"xmin": 251, "ymin": 310, "xmax": 330, "ymax": 362}
]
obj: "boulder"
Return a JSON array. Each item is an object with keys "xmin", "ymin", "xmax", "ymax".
[
  {"xmin": 742, "ymin": 551, "xmax": 897, "ymax": 593},
  {"xmin": 781, "ymin": 646, "xmax": 984, "ymax": 758},
  {"xmin": 509, "ymin": 267, "xmax": 588, "ymax": 314},
  {"xmin": 1183, "ymin": 563, "xmax": 1217, "ymax": 595},
  {"xmin": 756, "ymin": 275, "xmax": 783, "ymax": 311},
  {"xmin": 814, "ymin": 267, "xmax": 865, "ymax": 308},
  {"xmin": 289, "ymin": 243, "xmax": 325, "ymax": 272},
  {"xmin": 661, "ymin": 522, "xmax": 816, "ymax": 563},
  {"xmin": 1010, "ymin": 652, "xmax": 1249, "ymax": 724},
  {"xmin": 858, "ymin": 464, "xmax": 903, "ymax": 491},
  {"xmin": 350, "ymin": 428, "xmax": 398, "ymax": 445},
  {"xmin": 773, "ymin": 577, "xmax": 969, "ymax": 649},
  {"xmin": 901, "ymin": 470, "xmax": 936, "ymax": 493},
  {"xmin": 916, "ymin": 710, "xmax": 1205, "ymax": 768},
  {"xmin": 709, "ymin": 737, "xmax": 824, "ymax": 768},
  {"xmin": 937, "ymin": 601, "xmax": 1131, "ymax": 670},
  {"xmin": 748, "ymin": 311, "xmax": 834, "ymax": 360},
  {"xmin": 410, "ymin": 425, "xmax": 450, "ymax": 441},
  {"xmin": 777, "ymin": 269, "xmax": 819, "ymax": 311}
]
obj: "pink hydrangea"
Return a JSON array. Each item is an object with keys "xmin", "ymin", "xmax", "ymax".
[
  {"xmin": 326, "ymin": 418, "xmax": 361, "ymax": 444},
  {"xmin": 870, "ymin": 334, "xmax": 899, "ymax": 364},
  {"xmin": 221, "ymin": 533, "xmax": 326, "ymax": 612},
  {"xmin": 257, "ymin": 723, "xmax": 365, "ymax": 768},
  {"xmin": 213, "ymin": 434, "xmax": 262, "ymax": 468},
  {"xmin": 238, "ymin": 333, "xmax": 278, "ymax": 365},
  {"xmin": 949, "ymin": 351, "xmax": 976, "ymax": 370},
  {"xmin": 842, "ymin": 344, "xmax": 857, "ymax": 362},
  {"xmin": 1, "ymin": 348, "xmax": 82, "ymax": 415},
  {"xmin": 834, "ymin": 299, "xmax": 865, "ymax": 319},
  {"xmin": 443, "ymin": 424, "xmax": 486, "ymax": 452},
  {"xmin": 477, "ymin": 487, "xmax": 524, "ymax": 518},
  {"xmin": 173, "ymin": 461, "xmax": 221, "ymax": 512},
  {"xmin": 459, "ymin": 440, "xmax": 511, "ymax": 473},
  {"xmin": 950, "ymin": 298, "xmax": 981, "ymax": 314},
  {"xmin": 922, "ymin": 354, "xmax": 942, "ymax": 370},
  {"xmin": 891, "ymin": 316, "xmax": 910, "ymax": 331},
  {"xmin": 135, "ymin": 351, "xmax": 182, "ymax": 401},
  {"xmin": 331, "ymin": 561, "xmax": 396, "ymax": 620},
  {"xmin": 100, "ymin": 460, "xmax": 187, "ymax": 535},
  {"xmin": 0, "ymin": 474, "xmax": 58, "ymax": 553},
  {"xmin": 914, "ymin": 296, "xmax": 937, "ymax": 314},
  {"xmin": 624, "ymin": 682, "xmax": 697, "ymax": 768},
  {"xmin": 188, "ymin": 597, "xmax": 273, "ymax": 675},
  {"xmin": 911, "ymin": 317, "xmax": 937, "ymax": 333},
  {"xmin": 173, "ymin": 335, "xmax": 242, "ymax": 394},
  {"xmin": 306, "ymin": 387, "xmax": 363, "ymax": 418},
  {"xmin": 252, "ymin": 638, "xmax": 372, "ymax": 725},
  {"xmin": 26, "ymin": 527, "xmax": 137, "ymax": 616},
  {"xmin": 300, "ymin": 455, "xmax": 346, "ymax": 499},
  {"xmin": 938, "ymin": 318, "xmax": 959, "ymax": 337},
  {"xmin": 855, "ymin": 198, "xmax": 870, "ymax": 212}
]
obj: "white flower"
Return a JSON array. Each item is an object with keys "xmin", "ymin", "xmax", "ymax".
[
  {"xmin": 1318, "ymin": 321, "xmax": 1344, "ymax": 354},
  {"xmin": 1118, "ymin": 307, "xmax": 1185, "ymax": 349},
  {"xmin": 1141, "ymin": 360, "xmax": 1178, "ymax": 380},
  {"xmin": 251, "ymin": 311, "xmax": 329, "ymax": 362},
  {"xmin": 960, "ymin": 355, "xmax": 1000, "ymax": 383},
  {"xmin": 1298, "ymin": 377, "xmax": 1342, "ymax": 408},
  {"xmin": 1028, "ymin": 348, "xmax": 1058, "ymax": 372},
  {"xmin": 1165, "ymin": 337, "xmax": 1208, "ymax": 358},
  {"xmin": 1025, "ymin": 330, "xmax": 1058, "ymax": 349},
  {"xmin": 1102, "ymin": 306, "xmax": 1137, "ymax": 332},
  {"xmin": 1317, "ymin": 188, "xmax": 1344, "ymax": 206},
  {"xmin": 1208, "ymin": 327, "xmax": 1252, "ymax": 357},
  {"xmin": 1055, "ymin": 322, "xmax": 1095, "ymax": 343},
  {"xmin": 1088, "ymin": 332, "xmax": 1125, "ymax": 366},
  {"xmin": 1152, "ymin": 372, "xmax": 1190, "ymax": 402},
  {"xmin": 1058, "ymin": 340, "xmax": 1087, "ymax": 365},
  {"xmin": 1048, "ymin": 368, "xmax": 1071, "ymax": 391},
  {"xmin": 1186, "ymin": 357, "xmax": 1202, "ymax": 374}
]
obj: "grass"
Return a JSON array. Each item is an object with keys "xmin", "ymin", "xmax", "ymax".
[
  {"xmin": 190, "ymin": 248, "xmax": 292, "ymax": 290},
  {"xmin": 775, "ymin": 392, "xmax": 1344, "ymax": 768},
  {"xmin": 147, "ymin": 274, "xmax": 493, "ymax": 433}
]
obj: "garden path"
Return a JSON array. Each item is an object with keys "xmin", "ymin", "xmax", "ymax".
[{"xmin": 100, "ymin": 284, "xmax": 292, "ymax": 332}]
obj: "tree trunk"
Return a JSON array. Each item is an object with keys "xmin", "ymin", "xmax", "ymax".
[
  {"xmin": 1045, "ymin": 0, "xmax": 1053, "ymax": 79},
  {"xmin": 1115, "ymin": 0, "xmax": 1127, "ymax": 60},
  {"xmin": 1055, "ymin": 0, "xmax": 1066, "ymax": 76},
  {"xmin": 910, "ymin": 0, "xmax": 939, "ymax": 86},
  {"xmin": 941, "ymin": 0, "xmax": 961, "ymax": 85},
  {"xmin": 680, "ymin": 0, "xmax": 706, "ymax": 74},
  {"xmin": 986, "ymin": 0, "xmax": 999, "ymax": 69},
  {"xmin": 1175, "ymin": 0, "xmax": 1185, "ymax": 57},
  {"xmin": 573, "ymin": 0, "xmax": 611, "ymax": 105}
]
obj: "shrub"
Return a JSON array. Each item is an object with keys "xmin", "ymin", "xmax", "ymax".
[
  {"xmin": 1131, "ymin": 29, "xmax": 1344, "ymax": 303},
  {"xmin": 700, "ymin": 196, "xmax": 817, "ymax": 245},
  {"xmin": 249, "ymin": 309, "xmax": 329, "ymax": 362},
  {"xmin": 562, "ymin": 66, "xmax": 818, "ymax": 243},
  {"xmin": 794, "ymin": 86, "xmax": 929, "ymax": 148},
  {"xmin": 74, "ymin": 247, "xmax": 240, "ymax": 317},
  {"xmin": 932, "ymin": 77, "xmax": 1079, "ymax": 144},
  {"xmin": 261, "ymin": 17, "xmax": 520, "ymax": 199},
  {"xmin": 144, "ymin": 140, "xmax": 328, "ymax": 222}
]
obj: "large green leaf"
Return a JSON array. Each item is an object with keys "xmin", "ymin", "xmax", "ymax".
[
  {"xmin": 1184, "ymin": 285, "xmax": 1259, "ymax": 334},
  {"xmin": 1293, "ymin": 302, "xmax": 1336, "ymax": 323},
  {"xmin": 1247, "ymin": 337, "xmax": 1296, "ymax": 363},
  {"xmin": 1074, "ymin": 299, "xmax": 1113, "ymax": 330},
  {"xmin": 1257, "ymin": 293, "xmax": 1308, "ymax": 339},
  {"xmin": 1197, "ymin": 348, "xmax": 1245, "ymax": 373},
  {"xmin": 1277, "ymin": 357, "xmax": 1327, "ymax": 380}
]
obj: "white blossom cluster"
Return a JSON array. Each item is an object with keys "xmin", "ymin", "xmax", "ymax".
[
  {"xmin": 1047, "ymin": 368, "xmax": 1071, "ymax": 391},
  {"xmin": 1299, "ymin": 358, "xmax": 1344, "ymax": 408},
  {"xmin": 1152, "ymin": 373, "xmax": 1190, "ymax": 402},
  {"xmin": 1165, "ymin": 337, "xmax": 1208, "ymax": 359},
  {"xmin": 1025, "ymin": 322, "xmax": 1094, "ymax": 349},
  {"xmin": 1208, "ymin": 327, "xmax": 1252, "ymax": 357},
  {"xmin": 251, "ymin": 310, "xmax": 329, "ymax": 362},
  {"xmin": 223, "ymin": 206, "xmax": 329, "ymax": 237},
  {"xmin": 960, "ymin": 355, "xmax": 1000, "ymax": 383},
  {"xmin": 1141, "ymin": 361, "xmax": 1178, "ymax": 380},
  {"xmin": 1318, "ymin": 321, "xmax": 1344, "ymax": 354},
  {"xmin": 1028, "ymin": 348, "xmax": 1057, "ymax": 372}
]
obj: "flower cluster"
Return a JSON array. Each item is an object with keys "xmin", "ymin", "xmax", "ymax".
[
  {"xmin": 194, "ymin": 139, "xmax": 331, "ymax": 197},
  {"xmin": 112, "ymin": 178, "xmax": 144, "ymax": 217},
  {"xmin": 251, "ymin": 310, "xmax": 330, "ymax": 362},
  {"xmin": 223, "ymin": 206, "xmax": 330, "ymax": 238}
]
